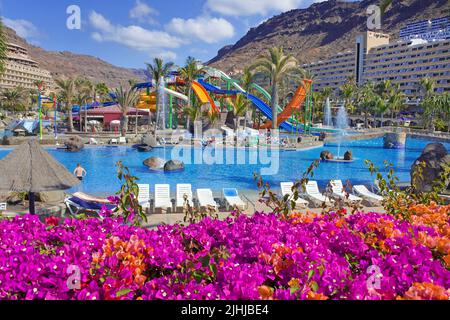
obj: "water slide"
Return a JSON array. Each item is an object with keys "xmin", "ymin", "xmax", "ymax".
[
  {"xmin": 134, "ymin": 81, "xmax": 219, "ymax": 114},
  {"xmin": 259, "ymin": 80, "xmax": 310, "ymax": 129},
  {"xmin": 197, "ymin": 79, "xmax": 300, "ymax": 131}
]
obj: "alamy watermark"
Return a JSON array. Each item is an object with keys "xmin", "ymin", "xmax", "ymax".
[{"xmin": 66, "ymin": 5, "xmax": 81, "ymax": 30}]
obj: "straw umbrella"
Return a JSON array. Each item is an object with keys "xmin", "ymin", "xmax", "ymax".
[{"xmin": 0, "ymin": 139, "xmax": 80, "ymax": 214}]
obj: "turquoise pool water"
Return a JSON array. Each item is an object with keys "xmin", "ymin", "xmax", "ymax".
[{"xmin": 0, "ymin": 137, "xmax": 448, "ymax": 195}]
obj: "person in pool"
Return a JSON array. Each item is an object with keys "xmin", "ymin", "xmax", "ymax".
[{"xmin": 73, "ymin": 164, "xmax": 87, "ymax": 181}]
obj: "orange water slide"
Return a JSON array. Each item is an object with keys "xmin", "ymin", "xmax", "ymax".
[
  {"xmin": 191, "ymin": 81, "xmax": 220, "ymax": 114},
  {"xmin": 260, "ymin": 80, "xmax": 311, "ymax": 129}
]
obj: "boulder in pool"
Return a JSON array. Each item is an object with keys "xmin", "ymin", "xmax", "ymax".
[
  {"xmin": 320, "ymin": 150, "xmax": 334, "ymax": 160},
  {"xmin": 164, "ymin": 160, "xmax": 185, "ymax": 172},
  {"xmin": 143, "ymin": 157, "xmax": 165, "ymax": 170},
  {"xmin": 344, "ymin": 150, "xmax": 353, "ymax": 161},
  {"xmin": 64, "ymin": 136, "xmax": 84, "ymax": 152},
  {"xmin": 411, "ymin": 143, "xmax": 450, "ymax": 193}
]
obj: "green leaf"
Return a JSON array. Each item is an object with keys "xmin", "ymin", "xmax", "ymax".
[
  {"xmin": 307, "ymin": 269, "xmax": 314, "ymax": 280},
  {"xmin": 209, "ymin": 263, "xmax": 217, "ymax": 276},
  {"xmin": 116, "ymin": 288, "xmax": 133, "ymax": 297},
  {"xmin": 310, "ymin": 281, "xmax": 318, "ymax": 292}
]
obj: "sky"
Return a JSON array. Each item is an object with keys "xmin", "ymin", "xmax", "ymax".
[{"xmin": 0, "ymin": 0, "xmax": 324, "ymax": 69}]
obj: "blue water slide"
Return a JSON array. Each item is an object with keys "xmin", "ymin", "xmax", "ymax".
[{"xmin": 197, "ymin": 79, "xmax": 305, "ymax": 133}]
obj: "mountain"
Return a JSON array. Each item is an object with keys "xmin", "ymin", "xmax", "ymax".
[
  {"xmin": 3, "ymin": 26, "xmax": 145, "ymax": 88},
  {"xmin": 208, "ymin": 0, "xmax": 449, "ymax": 73}
]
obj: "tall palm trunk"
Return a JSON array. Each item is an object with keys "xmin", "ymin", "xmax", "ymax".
[
  {"xmin": 121, "ymin": 113, "xmax": 128, "ymax": 136},
  {"xmin": 68, "ymin": 106, "xmax": 74, "ymax": 132},
  {"xmin": 271, "ymin": 81, "xmax": 278, "ymax": 129}
]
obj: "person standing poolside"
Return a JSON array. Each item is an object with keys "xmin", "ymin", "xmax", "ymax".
[{"xmin": 73, "ymin": 164, "xmax": 87, "ymax": 181}]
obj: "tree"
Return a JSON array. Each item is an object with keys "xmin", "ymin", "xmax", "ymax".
[
  {"xmin": 358, "ymin": 82, "xmax": 376, "ymax": 128},
  {"xmin": 0, "ymin": 18, "xmax": 7, "ymax": 75},
  {"xmin": 340, "ymin": 83, "xmax": 356, "ymax": 114},
  {"xmin": 417, "ymin": 78, "xmax": 437, "ymax": 130},
  {"xmin": 55, "ymin": 78, "xmax": 76, "ymax": 132},
  {"xmin": 113, "ymin": 85, "xmax": 140, "ymax": 136},
  {"xmin": 178, "ymin": 56, "xmax": 204, "ymax": 108},
  {"xmin": 387, "ymin": 83, "xmax": 405, "ymax": 122},
  {"xmin": 95, "ymin": 82, "xmax": 110, "ymax": 101},
  {"xmin": 146, "ymin": 57, "xmax": 174, "ymax": 131},
  {"xmin": 249, "ymin": 47, "xmax": 298, "ymax": 129},
  {"xmin": 233, "ymin": 94, "xmax": 250, "ymax": 132},
  {"xmin": 0, "ymin": 87, "xmax": 27, "ymax": 113}
]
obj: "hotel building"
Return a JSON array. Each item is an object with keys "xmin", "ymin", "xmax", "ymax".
[
  {"xmin": 0, "ymin": 43, "xmax": 54, "ymax": 90},
  {"xmin": 302, "ymin": 16, "xmax": 450, "ymax": 98}
]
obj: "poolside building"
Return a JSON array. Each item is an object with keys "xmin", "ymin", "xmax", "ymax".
[
  {"xmin": 85, "ymin": 105, "xmax": 149, "ymax": 130},
  {"xmin": 0, "ymin": 43, "xmax": 54, "ymax": 90},
  {"xmin": 302, "ymin": 16, "xmax": 450, "ymax": 99}
]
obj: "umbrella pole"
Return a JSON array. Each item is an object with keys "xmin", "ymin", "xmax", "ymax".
[{"xmin": 29, "ymin": 192, "xmax": 36, "ymax": 215}]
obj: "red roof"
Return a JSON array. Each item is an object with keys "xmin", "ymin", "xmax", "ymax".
[{"xmin": 86, "ymin": 105, "xmax": 149, "ymax": 115}]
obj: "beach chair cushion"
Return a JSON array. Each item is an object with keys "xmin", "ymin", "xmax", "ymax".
[{"xmin": 197, "ymin": 189, "xmax": 218, "ymax": 208}]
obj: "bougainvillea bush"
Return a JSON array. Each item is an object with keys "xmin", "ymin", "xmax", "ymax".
[{"xmin": 0, "ymin": 204, "xmax": 448, "ymax": 300}]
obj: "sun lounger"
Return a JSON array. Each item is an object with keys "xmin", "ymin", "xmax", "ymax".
[
  {"xmin": 222, "ymin": 188, "xmax": 246, "ymax": 210},
  {"xmin": 353, "ymin": 185, "xmax": 383, "ymax": 205},
  {"xmin": 154, "ymin": 184, "xmax": 172, "ymax": 212},
  {"xmin": 110, "ymin": 138, "xmax": 118, "ymax": 144},
  {"xmin": 0, "ymin": 202, "xmax": 6, "ymax": 211},
  {"xmin": 137, "ymin": 184, "xmax": 151, "ymax": 211},
  {"xmin": 176, "ymin": 184, "xmax": 193, "ymax": 211},
  {"xmin": 197, "ymin": 189, "xmax": 218, "ymax": 210},
  {"xmin": 329, "ymin": 180, "xmax": 363, "ymax": 203},
  {"xmin": 118, "ymin": 137, "xmax": 127, "ymax": 144},
  {"xmin": 65, "ymin": 192, "xmax": 116, "ymax": 217},
  {"xmin": 304, "ymin": 181, "xmax": 333, "ymax": 207},
  {"xmin": 280, "ymin": 182, "xmax": 309, "ymax": 208}
]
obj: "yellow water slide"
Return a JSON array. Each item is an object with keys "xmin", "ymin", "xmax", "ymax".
[{"xmin": 136, "ymin": 92, "xmax": 157, "ymax": 112}]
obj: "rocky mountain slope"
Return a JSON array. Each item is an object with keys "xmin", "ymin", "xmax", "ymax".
[
  {"xmin": 3, "ymin": 26, "xmax": 144, "ymax": 88},
  {"xmin": 208, "ymin": 0, "xmax": 449, "ymax": 73}
]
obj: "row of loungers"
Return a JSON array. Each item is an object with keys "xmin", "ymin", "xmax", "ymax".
[
  {"xmin": 281, "ymin": 180, "xmax": 383, "ymax": 208},
  {"xmin": 65, "ymin": 185, "xmax": 248, "ymax": 216}
]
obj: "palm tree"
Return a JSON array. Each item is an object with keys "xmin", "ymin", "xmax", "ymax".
[
  {"xmin": 249, "ymin": 47, "xmax": 299, "ymax": 129},
  {"xmin": 0, "ymin": 87, "xmax": 27, "ymax": 114},
  {"xmin": 340, "ymin": 83, "xmax": 356, "ymax": 114},
  {"xmin": 417, "ymin": 78, "xmax": 436, "ymax": 130},
  {"xmin": 358, "ymin": 82, "xmax": 376, "ymax": 128},
  {"xmin": 95, "ymin": 83, "xmax": 110, "ymax": 101},
  {"xmin": 233, "ymin": 94, "xmax": 250, "ymax": 132},
  {"xmin": 387, "ymin": 84, "xmax": 405, "ymax": 122},
  {"xmin": 240, "ymin": 67, "xmax": 255, "ymax": 93},
  {"xmin": 55, "ymin": 78, "xmax": 76, "ymax": 132},
  {"xmin": 146, "ymin": 57, "xmax": 174, "ymax": 131},
  {"xmin": 178, "ymin": 57, "xmax": 204, "ymax": 108},
  {"xmin": 113, "ymin": 85, "xmax": 140, "ymax": 136}
]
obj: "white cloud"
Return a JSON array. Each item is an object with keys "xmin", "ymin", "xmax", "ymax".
[
  {"xmin": 129, "ymin": 0, "xmax": 158, "ymax": 24},
  {"xmin": 205, "ymin": 0, "xmax": 305, "ymax": 17},
  {"xmin": 89, "ymin": 11, "xmax": 184, "ymax": 51},
  {"xmin": 151, "ymin": 50, "xmax": 177, "ymax": 61},
  {"xmin": 2, "ymin": 17, "xmax": 41, "ymax": 40},
  {"xmin": 167, "ymin": 16, "xmax": 234, "ymax": 44}
]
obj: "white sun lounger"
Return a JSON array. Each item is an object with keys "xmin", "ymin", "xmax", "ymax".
[
  {"xmin": 223, "ymin": 188, "xmax": 246, "ymax": 210},
  {"xmin": 176, "ymin": 184, "xmax": 193, "ymax": 211},
  {"xmin": 330, "ymin": 180, "xmax": 363, "ymax": 203},
  {"xmin": 304, "ymin": 181, "xmax": 333, "ymax": 207},
  {"xmin": 280, "ymin": 182, "xmax": 309, "ymax": 208},
  {"xmin": 154, "ymin": 184, "xmax": 172, "ymax": 212},
  {"xmin": 353, "ymin": 185, "xmax": 383, "ymax": 205},
  {"xmin": 118, "ymin": 137, "xmax": 127, "ymax": 144},
  {"xmin": 137, "ymin": 184, "xmax": 151, "ymax": 211},
  {"xmin": 0, "ymin": 202, "xmax": 7, "ymax": 211},
  {"xmin": 197, "ymin": 189, "xmax": 218, "ymax": 210}
]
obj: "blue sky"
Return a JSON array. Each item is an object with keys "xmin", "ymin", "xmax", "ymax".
[{"xmin": 0, "ymin": 0, "xmax": 322, "ymax": 68}]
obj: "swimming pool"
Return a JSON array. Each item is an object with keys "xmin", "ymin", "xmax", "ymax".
[{"xmin": 0, "ymin": 137, "xmax": 448, "ymax": 195}]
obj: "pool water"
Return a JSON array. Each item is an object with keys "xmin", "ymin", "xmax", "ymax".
[{"xmin": 0, "ymin": 137, "xmax": 448, "ymax": 195}]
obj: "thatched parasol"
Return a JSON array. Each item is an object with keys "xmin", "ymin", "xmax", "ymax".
[{"xmin": 0, "ymin": 139, "xmax": 80, "ymax": 214}]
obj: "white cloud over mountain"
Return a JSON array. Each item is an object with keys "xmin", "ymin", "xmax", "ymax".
[
  {"xmin": 2, "ymin": 17, "xmax": 41, "ymax": 41},
  {"xmin": 89, "ymin": 11, "xmax": 184, "ymax": 52},
  {"xmin": 167, "ymin": 16, "xmax": 235, "ymax": 44}
]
